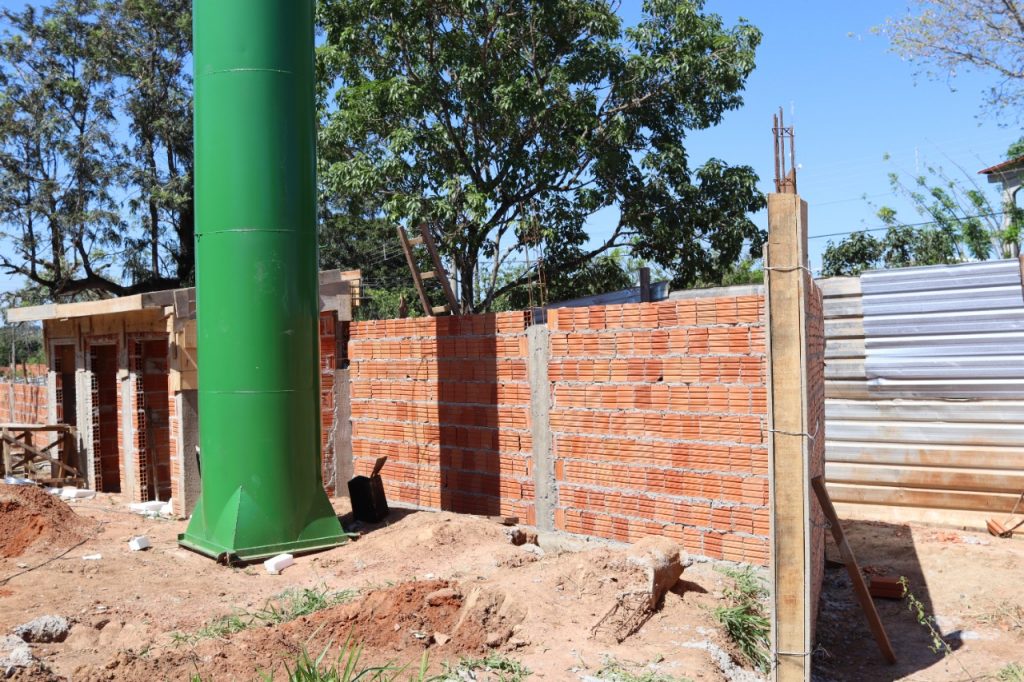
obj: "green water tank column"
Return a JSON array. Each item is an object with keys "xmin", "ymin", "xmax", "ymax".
[{"xmin": 178, "ymin": 0, "xmax": 346, "ymax": 562}]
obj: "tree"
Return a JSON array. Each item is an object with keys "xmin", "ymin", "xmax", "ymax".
[
  {"xmin": 316, "ymin": 0, "xmax": 765, "ymax": 313},
  {"xmin": 0, "ymin": 0, "xmax": 193, "ymax": 301},
  {"xmin": 878, "ymin": 0, "xmax": 1024, "ymax": 118}
]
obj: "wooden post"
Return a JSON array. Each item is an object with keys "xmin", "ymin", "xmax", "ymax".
[{"xmin": 766, "ymin": 192, "xmax": 814, "ymax": 682}]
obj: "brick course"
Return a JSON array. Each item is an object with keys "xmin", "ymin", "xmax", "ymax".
[
  {"xmin": 547, "ymin": 296, "xmax": 769, "ymax": 564},
  {"xmin": 348, "ymin": 312, "xmax": 535, "ymax": 523}
]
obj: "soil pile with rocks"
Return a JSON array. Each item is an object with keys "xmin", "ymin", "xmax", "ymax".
[{"xmin": 0, "ymin": 484, "xmax": 96, "ymax": 558}]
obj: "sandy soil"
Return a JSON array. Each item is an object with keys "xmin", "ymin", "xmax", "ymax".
[{"xmin": 1, "ymin": 486, "xmax": 1021, "ymax": 681}]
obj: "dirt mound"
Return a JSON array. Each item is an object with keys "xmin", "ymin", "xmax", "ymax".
[
  {"xmin": 296, "ymin": 579, "xmax": 523, "ymax": 654},
  {"xmin": 0, "ymin": 484, "xmax": 96, "ymax": 558}
]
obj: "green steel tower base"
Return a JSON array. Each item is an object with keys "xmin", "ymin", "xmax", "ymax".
[{"xmin": 179, "ymin": 0, "xmax": 346, "ymax": 562}]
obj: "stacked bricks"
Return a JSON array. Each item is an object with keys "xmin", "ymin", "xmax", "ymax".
[
  {"xmin": 547, "ymin": 296, "xmax": 770, "ymax": 564},
  {"xmin": 806, "ymin": 280, "xmax": 827, "ymax": 612},
  {"xmin": 348, "ymin": 312, "xmax": 534, "ymax": 523},
  {"xmin": 0, "ymin": 382, "xmax": 48, "ymax": 424}
]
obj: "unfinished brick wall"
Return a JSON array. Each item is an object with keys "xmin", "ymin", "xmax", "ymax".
[
  {"xmin": 0, "ymin": 382, "xmax": 48, "ymax": 424},
  {"xmin": 348, "ymin": 312, "xmax": 535, "ymax": 522},
  {"xmin": 806, "ymin": 281, "xmax": 827, "ymax": 614},
  {"xmin": 546, "ymin": 297, "xmax": 770, "ymax": 564}
]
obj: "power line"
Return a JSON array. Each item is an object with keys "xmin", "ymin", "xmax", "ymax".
[{"xmin": 809, "ymin": 211, "xmax": 1005, "ymax": 241}]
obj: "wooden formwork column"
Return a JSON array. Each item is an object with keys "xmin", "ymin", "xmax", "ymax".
[{"xmin": 766, "ymin": 192, "xmax": 814, "ymax": 681}]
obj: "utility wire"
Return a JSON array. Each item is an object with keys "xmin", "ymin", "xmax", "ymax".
[{"xmin": 809, "ymin": 211, "xmax": 1005, "ymax": 241}]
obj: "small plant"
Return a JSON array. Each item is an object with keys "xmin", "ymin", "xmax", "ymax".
[
  {"xmin": 437, "ymin": 654, "xmax": 531, "ymax": 681},
  {"xmin": 899, "ymin": 577, "xmax": 976, "ymax": 680},
  {"xmin": 255, "ymin": 586, "xmax": 359, "ymax": 625},
  {"xmin": 712, "ymin": 566, "xmax": 770, "ymax": 674},
  {"xmin": 594, "ymin": 655, "xmax": 692, "ymax": 682},
  {"xmin": 172, "ymin": 585, "xmax": 358, "ymax": 646},
  {"xmin": 899, "ymin": 576, "xmax": 951, "ymax": 656},
  {"xmin": 996, "ymin": 662, "xmax": 1024, "ymax": 682}
]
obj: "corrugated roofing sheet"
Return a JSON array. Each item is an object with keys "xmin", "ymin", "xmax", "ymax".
[{"xmin": 861, "ymin": 259, "xmax": 1024, "ymax": 398}]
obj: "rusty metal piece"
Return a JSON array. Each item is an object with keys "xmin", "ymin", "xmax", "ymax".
[{"xmin": 773, "ymin": 107, "xmax": 797, "ymax": 194}]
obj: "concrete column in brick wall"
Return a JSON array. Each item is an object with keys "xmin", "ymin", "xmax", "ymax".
[
  {"xmin": 177, "ymin": 390, "xmax": 201, "ymax": 517},
  {"xmin": 334, "ymin": 367, "xmax": 353, "ymax": 497},
  {"xmin": 766, "ymin": 192, "xmax": 816, "ymax": 682},
  {"xmin": 527, "ymin": 324, "xmax": 556, "ymax": 530},
  {"xmin": 76, "ymin": 370, "xmax": 95, "ymax": 490}
]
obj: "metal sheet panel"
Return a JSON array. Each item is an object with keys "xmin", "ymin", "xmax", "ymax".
[{"xmin": 861, "ymin": 258, "xmax": 1024, "ymax": 396}]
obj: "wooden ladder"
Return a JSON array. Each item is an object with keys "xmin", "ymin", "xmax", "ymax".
[{"xmin": 397, "ymin": 223, "xmax": 459, "ymax": 316}]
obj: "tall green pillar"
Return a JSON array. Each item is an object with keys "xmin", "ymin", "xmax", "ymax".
[{"xmin": 179, "ymin": 0, "xmax": 346, "ymax": 562}]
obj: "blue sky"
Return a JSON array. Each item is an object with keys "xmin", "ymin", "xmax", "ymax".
[
  {"xmin": 607, "ymin": 1, "xmax": 1020, "ymax": 272},
  {"xmin": 0, "ymin": 0, "xmax": 1018, "ymax": 294}
]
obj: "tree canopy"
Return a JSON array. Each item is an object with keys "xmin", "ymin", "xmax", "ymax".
[
  {"xmin": 316, "ymin": 0, "xmax": 765, "ymax": 312},
  {"xmin": 879, "ymin": 0, "xmax": 1024, "ymax": 119},
  {"xmin": 0, "ymin": 0, "xmax": 192, "ymax": 301},
  {"xmin": 820, "ymin": 152, "xmax": 1023, "ymax": 277}
]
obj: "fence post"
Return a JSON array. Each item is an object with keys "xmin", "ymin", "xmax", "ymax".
[{"xmin": 766, "ymin": 192, "xmax": 815, "ymax": 682}]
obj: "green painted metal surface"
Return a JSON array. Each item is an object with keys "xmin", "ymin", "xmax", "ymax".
[{"xmin": 179, "ymin": 0, "xmax": 346, "ymax": 562}]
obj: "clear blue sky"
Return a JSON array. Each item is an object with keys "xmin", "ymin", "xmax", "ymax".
[{"xmin": 0, "ymin": 0, "xmax": 1018, "ymax": 294}]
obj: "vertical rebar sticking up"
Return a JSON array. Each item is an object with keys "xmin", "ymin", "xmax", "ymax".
[{"xmin": 773, "ymin": 107, "xmax": 798, "ymax": 194}]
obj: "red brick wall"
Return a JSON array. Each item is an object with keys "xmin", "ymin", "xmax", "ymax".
[
  {"xmin": 348, "ymin": 312, "xmax": 535, "ymax": 522},
  {"xmin": 0, "ymin": 381, "xmax": 48, "ymax": 424},
  {"xmin": 806, "ymin": 281, "xmax": 827, "ymax": 615},
  {"xmin": 546, "ymin": 297, "xmax": 770, "ymax": 564}
]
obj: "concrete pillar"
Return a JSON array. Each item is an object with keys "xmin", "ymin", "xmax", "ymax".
[{"xmin": 527, "ymin": 324, "xmax": 556, "ymax": 531}]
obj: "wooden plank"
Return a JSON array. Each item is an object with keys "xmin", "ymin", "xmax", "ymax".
[
  {"xmin": 822, "ymin": 297, "xmax": 863, "ymax": 318},
  {"xmin": 826, "ymin": 399, "xmax": 1024, "ymax": 423},
  {"xmin": 826, "ymin": 419, "xmax": 1024, "ymax": 447},
  {"xmin": 824, "ymin": 379, "xmax": 870, "ymax": 400},
  {"xmin": 824, "ymin": 441, "xmax": 1024, "ymax": 470},
  {"xmin": 824, "ymin": 317, "xmax": 864, "ymax": 339},
  {"xmin": 826, "ymin": 483, "xmax": 1024, "ymax": 514},
  {"xmin": 825, "ymin": 462, "xmax": 1024, "ymax": 495},
  {"xmin": 812, "ymin": 477, "xmax": 896, "ymax": 664},
  {"xmin": 765, "ymin": 193, "xmax": 812, "ymax": 682},
  {"xmin": 816, "ymin": 277, "xmax": 861, "ymax": 297},
  {"xmin": 6, "ymin": 295, "xmax": 145, "ymax": 322},
  {"xmin": 418, "ymin": 223, "xmax": 459, "ymax": 313},
  {"xmin": 397, "ymin": 225, "xmax": 432, "ymax": 316},
  {"xmin": 824, "ymin": 338, "xmax": 865, "ymax": 360},
  {"xmin": 824, "ymin": 358, "xmax": 865, "ymax": 381},
  {"xmin": 831, "ymin": 500, "xmax": 1007, "ymax": 530}
]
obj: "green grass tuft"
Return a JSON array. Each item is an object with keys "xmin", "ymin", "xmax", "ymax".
[{"xmin": 713, "ymin": 566, "xmax": 770, "ymax": 674}]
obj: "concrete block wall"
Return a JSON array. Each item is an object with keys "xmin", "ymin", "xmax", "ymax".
[
  {"xmin": 0, "ymin": 382, "xmax": 48, "ymax": 424},
  {"xmin": 347, "ymin": 312, "xmax": 535, "ymax": 522},
  {"xmin": 546, "ymin": 297, "xmax": 770, "ymax": 564}
]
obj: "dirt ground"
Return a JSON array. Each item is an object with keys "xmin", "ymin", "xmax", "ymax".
[{"xmin": 0, "ymin": 485, "xmax": 1021, "ymax": 681}]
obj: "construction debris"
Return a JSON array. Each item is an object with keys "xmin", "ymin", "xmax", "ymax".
[
  {"xmin": 12, "ymin": 615, "xmax": 69, "ymax": 643},
  {"xmin": 263, "ymin": 553, "xmax": 294, "ymax": 575},
  {"xmin": 60, "ymin": 487, "xmax": 96, "ymax": 500},
  {"xmin": 128, "ymin": 536, "xmax": 151, "ymax": 552},
  {"xmin": 986, "ymin": 492, "xmax": 1024, "ymax": 538},
  {"xmin": 867, "ymin": 576, "xmax": 904, "ymax": 600}
]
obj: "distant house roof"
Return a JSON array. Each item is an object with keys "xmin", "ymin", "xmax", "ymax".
[{"xmin": 978, "ymin": 154, "xmax": 1024, "ymax": 176}]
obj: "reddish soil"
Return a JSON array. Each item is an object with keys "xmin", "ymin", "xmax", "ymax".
[
  {"xmin": 1, "ymin": 493, "xmax": 1021, "ymax": 681},
  {"xmin": 0, "ymin": 484, "xmax": 97, "ymax": 558}
]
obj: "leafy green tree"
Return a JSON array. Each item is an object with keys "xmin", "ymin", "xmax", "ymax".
[
  {"xmin": 0, "ymin": 0, "xmax": 193, "ymax": 300},
  {"xmin": 821, "ymin": 231, "xmax": 885, "ymax": 277},
  {"xmin": 316, "ymin": 0, "xmax": 765, "ymax": 313},
  {"xmin": 878, "ymin": 0, "xmax": 1024, "ymax": 119}
]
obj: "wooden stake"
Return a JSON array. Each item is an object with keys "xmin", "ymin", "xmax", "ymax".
[{"xmin": 811, "ymin": 476, "xmax": 896, "ymax": 664}]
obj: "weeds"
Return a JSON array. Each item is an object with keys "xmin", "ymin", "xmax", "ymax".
[
  {"xmin": 899, "ymin": 576, "xmax": 975, "ymax": 680},
  {"xmin": 593, "ymin": 655, "xmax": 692, "ymax": 682},
  {"xmin": 171, "ymin": 585, "xmax": 358, "ymax": 646},
  {"xmin": 997, "ymin": 663, "xmax": 1024, "ymax": 682},
  {"xmin": 712, "ymin": 566, "xmax": 770, "ymax": 674},
  {"xmin": 437, "ymin": 654, "xmax": 531, "ymax": 681}
]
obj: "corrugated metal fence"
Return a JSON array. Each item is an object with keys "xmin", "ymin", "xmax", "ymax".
[{"xmin": 820, "ymin": 259, "xmax": 1024, "ymax": 526}]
